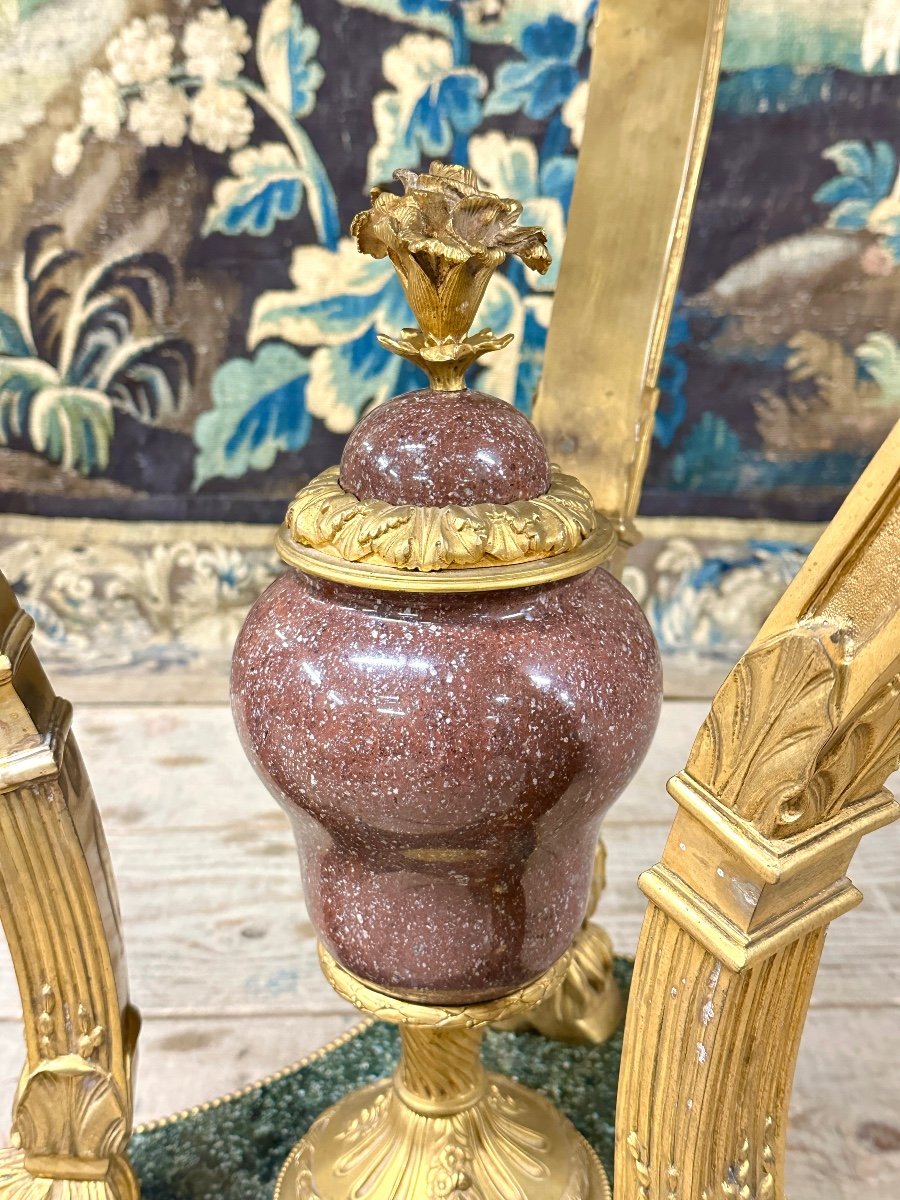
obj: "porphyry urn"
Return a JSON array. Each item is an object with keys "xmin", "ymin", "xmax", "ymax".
[{"xmin": 232, "ymin": 163, "xmax": 662, "ymax": 1200}]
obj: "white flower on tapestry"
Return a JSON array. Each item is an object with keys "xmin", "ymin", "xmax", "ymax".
[
  {"xmin": 561, "ymin": 78, "xmax": 588, "ymax": 150},
  {"xmin": 51, "ymin": 2, "xmax": 337, "ymax": 247},
  {"xmin": 106, "ymin": 15, "xmax": 175, "ymax": 86},
  {"xmin": 80, "ymin": 69, "xmax": 122, "ymax": 142},
  {"xmin": 127, "ymin": 81, "xmax": 190, "ymax": 149},
  {"xmin": 862, "ymin": 0, "xmax": 900, "ymax": 74},
  {"xmin": 368, "ymin": 33, "xmax": 487, "ymax": 186},
  {"xmin": 183, "ymin": 8, "xmax": 252, "ymax": 81},
  {"xmin": 190, "ymin": 83, "xmax": 254, "ymax": 153},
  {"xmin": 0, "ymin": 228, "xmax": 192, "ymax": 476},
  {"xmin": 52, "ymin": 130, "xmax": 83, "ymax": 177}
]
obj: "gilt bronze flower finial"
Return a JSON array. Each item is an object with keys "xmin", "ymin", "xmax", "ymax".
[{"xmin": 350, "ymin": 162, "xmax": 551, "ymax": 389}]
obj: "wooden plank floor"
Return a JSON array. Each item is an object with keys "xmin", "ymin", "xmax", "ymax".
[{"xmin": 0, "ymin": 701, "xmax": 894, "ymax": 1197}]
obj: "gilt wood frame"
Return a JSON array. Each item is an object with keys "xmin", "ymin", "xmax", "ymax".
[
  {"xmin": 615, "ymin": 422, "xmax": 900, "ymax": 1199},
  {"xmin": 0, "ymin": 577, "xmax": 138, "ymax": 1200}
]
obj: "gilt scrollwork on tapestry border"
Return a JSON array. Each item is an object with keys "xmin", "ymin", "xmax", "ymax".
[{"xmin": 284, "ymin": 464, "xmax": 597, "ymax": 572}]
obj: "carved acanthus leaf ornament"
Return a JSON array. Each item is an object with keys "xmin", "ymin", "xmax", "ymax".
[
  {"xmin": 686, "ymin": 624, "xmax": 900, "ymax": 838},
  {"xmin": 285, "ymin": 465, "xmax": 596, "ymax": 572}
]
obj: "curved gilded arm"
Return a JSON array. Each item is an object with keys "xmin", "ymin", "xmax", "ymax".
[
  {"xmin": 615, "ymin": 422, "xmax": 900, "ymax": 1198},
  {"xmin": 523, "ymin": 0, "xmax": 731, "ymax": 1046},
  {"xmin": 536, "ymin": 0, "xmax": 730, "ymax": 555},
  {"xmin": 0, "ymin": 576, "xmax": 138, "ymax": 1200}
]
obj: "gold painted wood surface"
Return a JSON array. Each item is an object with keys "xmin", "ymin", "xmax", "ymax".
[
  {"xmin": 0, "ymin": 576, "xmax": 138, "ymax": 1200},
  {"xmin": 615, "ymin": 423, "xmax": 900, "ymax": 1199},
  {"xmin": 535, "ymin": 0, "xmax": 729, "ymax": 535}
]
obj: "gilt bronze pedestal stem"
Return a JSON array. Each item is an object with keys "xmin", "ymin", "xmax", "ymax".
[{"xmin": 275, "ymin": 948, "xmax": 611, "ymax": 1200}]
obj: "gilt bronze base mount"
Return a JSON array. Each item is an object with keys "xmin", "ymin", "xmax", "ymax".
[{"xmin": 273, "ymin": 946, "xmax": 610, "ymax": 1200}]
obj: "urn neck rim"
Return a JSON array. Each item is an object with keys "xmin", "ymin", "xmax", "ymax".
[
  {"xmin": 275, "ymin": 521, "xmax": 616, "ymax": 594},
  {"xmin": 277, "ymin": 463, "xmax": 611, "ymax": 589}
]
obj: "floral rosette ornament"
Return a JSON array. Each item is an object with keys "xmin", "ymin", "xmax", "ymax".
[{"xmin": 351, "ymin": 163, "xmax": 551, "ymax": 389}]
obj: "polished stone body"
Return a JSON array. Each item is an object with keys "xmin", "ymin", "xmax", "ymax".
[
  {"xmin": 232, "ymin": 567, "xmax": 662, "ymax": 1002},
  {"xmin": 340, "ymin": 388, "xmax": 551, "ymax": 506}
]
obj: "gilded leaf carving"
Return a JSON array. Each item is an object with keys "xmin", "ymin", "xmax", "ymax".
[
  {"xmin": 14, "ymin": 1056, "xmax": 128, "ymax": 1161},
  {"xmin": 285, "ymin": 465, "xmax": 596, "ymax": 572},
  {"xmin": 686, "ymin": 628, "xmax": 842, "ymax": 835},
  {"xmin": 687, "ymin": 623, "xmax": 900, "ymax": 838},
  {"xmin": 804, "ymin": 673, "xmax": 900, "ymax": 831}
]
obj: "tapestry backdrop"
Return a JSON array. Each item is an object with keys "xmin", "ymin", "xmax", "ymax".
[{"xmin": 0, "ymin": 0, "xmax": 897, "ymax": 695}]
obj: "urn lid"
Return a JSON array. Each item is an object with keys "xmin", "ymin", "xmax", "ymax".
[{"xmin": 276, "ymin": 164, "xmax": 617, "ymax": 591}]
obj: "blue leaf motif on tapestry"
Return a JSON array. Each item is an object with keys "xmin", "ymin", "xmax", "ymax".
[
  {"xmin": 469, "ymin": 271, "xmax": 539, "ymax": 413},
  {"xmin": 655, "ymin": 299, "xmax": 691, "ymax": 449},
  {"xmin": 412, "ymin": 73, "xmax": 482, "ymax": 150},
  {"xmin": 397, "ymin": 0, "xmax": 454, "ymax": 11},
  {"xmin": 0, "ymin": 231, "xmax": 190, "ymax": 475},
  {"xmin": 193, "ymin": 342, "xmax": 312, "ymax": 487},
  {"xmin": 257, "ymin": 0, "xmax": 325, "ymax": 118},
  {"xmin": 487, "ymin": 15, "xmax": 581, "ymax": 121},
  {"xmin": 195, "ymin": 1, "xmax": 338, "ymax": 247},
  {"xmin": 249, "ymin": 241, "xmax": 415, "ymax": 431},
  {"xmin": 203, "ymin": 144, "xmax": 306, "ymax": 237},
  {"xmin": 513, "ymin": 306, "xmax": 549, "ymax": 415},
  {"xmin": 249, "ymin": 237, "xmax": 527, "ymax": 430},
  {"xmin": 368, "ymin": 34, "xmax": 487, "ymax": 186},
  {"xmin": 670, "ymin": 413, "xmax": 741, "ymax": 492},
  {"xmin": 539, "ymin": 154, "xmax": 577, "ymax": 219},
  {"xmin": 715, "ymin": 67, "xmax": 835, "ymax": 116},
  {"xmin": 0, "ymin": 311, "xmax": 30, "ymax": 357},
  {"xmin": 814, "ymin": 140, "xmax": 896, "ymax": 230}
]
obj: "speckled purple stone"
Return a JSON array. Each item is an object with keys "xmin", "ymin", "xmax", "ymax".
[
  {"xmin": 232, "ymin": 568, "xmax": 662, "ymax": 1003},
  {"xmin": 339, "ymin": 389, "xmax": 552, "ymax": 506}
]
